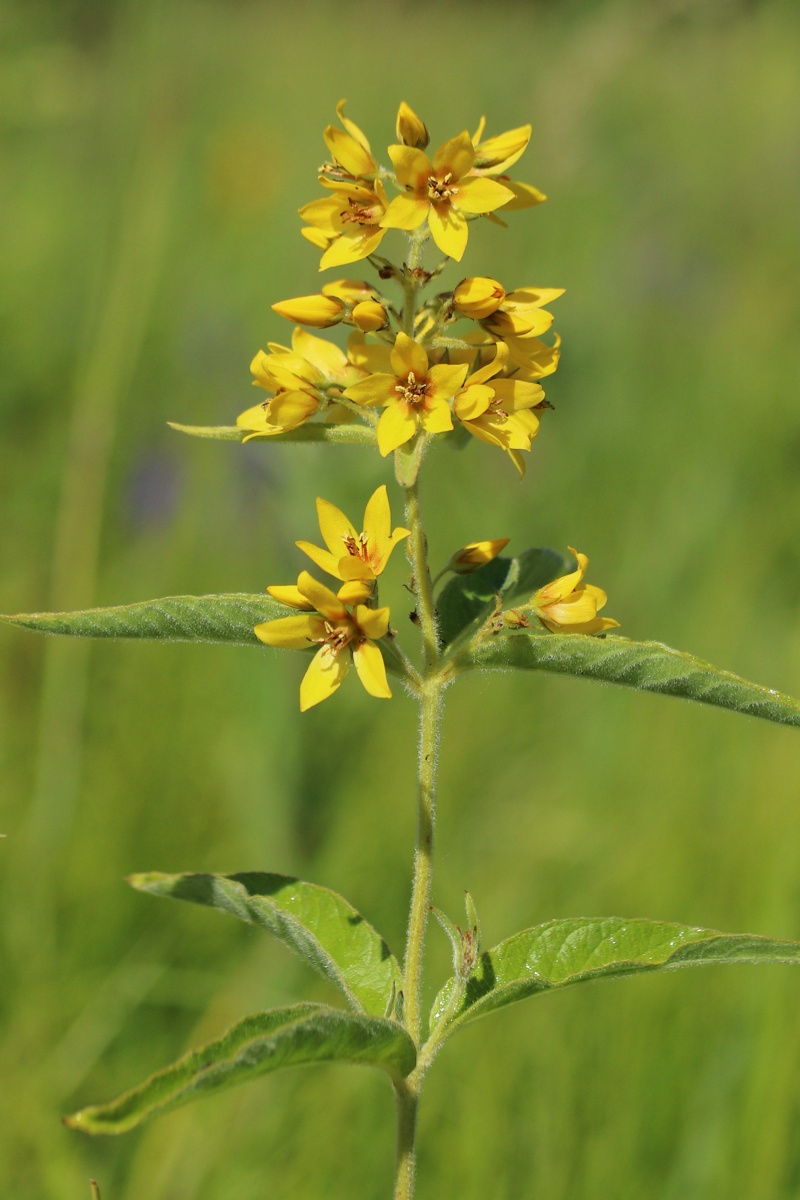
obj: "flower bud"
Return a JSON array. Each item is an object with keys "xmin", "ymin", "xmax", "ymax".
[
  {"xmin": 448, "ymin": 539, "xmax": 510, "ymax": 574},
  {"xmin": 351, "ymin": 300, "xmax": 389, "ymax": 332},
  {"xmin": 271, "ymin": 294, "xmax": 345, "ymax": 328},
  {"xmin": 453, "ymin": 277, "xmax": 506, "ymax": 319},
  {"xmin": 322, "ymin": 279, "xmax": 377, "ymax": 304},
  {"xmin": 396, "ymin": 100, "xmax": 429, "ymax": 149}
]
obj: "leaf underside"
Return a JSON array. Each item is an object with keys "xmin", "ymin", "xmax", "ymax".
[
  {"xmin": 129, "ymin": 872, "xmax": 402, "ymax": 1016},
  {"xmin": 437, "ymin": 547, "xmax": 569, "ymax": 647},
  {"xmin": 1, "ymin": 594, "xmax": 288, "ymax": 646},
  {"xmin": 66, "ymin": 1003, "xmax": 416, "ymax": 1135},
  {"xmin": 462, "ymin": 630, "xmax": 800, "ymax": 728},
  {"xmin": 431, "ymin": 917, "xmax": 800, "ymax": 1036}
]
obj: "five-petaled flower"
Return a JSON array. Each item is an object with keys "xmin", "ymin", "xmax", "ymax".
[
  {"xmin": 256, "ymin": 571, "xmax": 392, "ymax": 711},
  {"xmin": 296, "ymin": 485, "xmax": 410, "ymax": 583},
  {"xmin": 380, "ymin": 132, "xmax": 514, "ymax": 261},
  {"xmin": 507, "ymin": 548, "xmax": 619, "ymax": 635},
  {"xmin": 343, "ymin": 332, "xmax": 467, "ymax": 456}
]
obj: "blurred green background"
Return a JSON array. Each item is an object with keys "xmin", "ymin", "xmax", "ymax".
[{"xmin": 2, "ymin": 0, "xmax": 800, "ymax": 1195}]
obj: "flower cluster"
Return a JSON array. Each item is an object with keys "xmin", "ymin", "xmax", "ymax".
[{"xmin": 241, "ymin": 101, "xmax": 618, "ymax": 708}]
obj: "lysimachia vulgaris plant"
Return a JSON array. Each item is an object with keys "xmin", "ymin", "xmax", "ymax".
[{"xmin": 7, "ymin": 100, "xmax": 800, "ymax": 1200}]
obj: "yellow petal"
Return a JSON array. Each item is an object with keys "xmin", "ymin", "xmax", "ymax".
[
  {"xmin": 499, "ymin": 179, "xmax": 547, "ymax": 211},
  {"xmin": 377, "ymin": 401, "xmax": 417, "ymax": 456},
  {"xmin": 428, "ymin": 204, "xmax": 468, "ymax": 261},
  {"xmin": 236, "ymin": 401, "xmax": 271, "ymax": 430},
  {"xmin": 396, "ymin": 100, "xmax": 429, "ymax": 149},
  {"xmin": 337, "ymin": 557, "xmax": 374, "ymax": 582},
  {"xmin": 337, "ymin": 579, "xmax": 372, "ymax": 604},
  {"xmin": 302, "ymin": 225, "xmax": 333, "ymax": 250},
  {"xmin": 391, "ymin": 332, "xmax": 428, "ymax": 380},
  {"xmin": 505, "ymin": 287, "xmax": 565, "ymax": 310},
  {"xmin": 343, "ymin": 373, "xmax": 397, "ymax": 407},
  {"xmin": 291, "ymin": 328, "xmax": 349, "ymax": 380},
  {"xmin": 387, "ymin": 144, "xmax": 431, "ymax": 189},
  {"xmin": 322, "ymin": 278, "xmax": 377, "ymax": 303},
  {"xmin": 419, "ymin": 395, "xmax": 454, "ymax": 435},
  {"xmin": 319, "ymin": 228, "xmax": 386, "ymax": 270},
  {"xmin": 363, "ymin": 483, "xmax": 391, "ymax": 547},
  {"xmin": 266, "ymin": 584, "xmax": 315, "ymax": 610},
  {"xmin": 352, "ymin": 639, "xmax": 391, "ymax": 700},
  {"xmin": 295, "ymin": 539, "xmax": 342, "ymax": 580},
  {"xmin": 316, "ymin": 497, "xmax": 358, "ymax": 558},
  {"xmin": 255, "ymin": 613, "xmax": 323, "ymax": 649},
  {"xmin": 380, "ymin": 193, "xmax": 429, "ymax": 231},
  {"xmin": 296, "ymin": 570, "xmax": 349, "ymax": 621},
  {"xmin": 347, "ymin": 335, "xmax": 393, "ymax": 374},
  {"xmin": 432, "ymin": 131, "xmax": 474, "ymax": 179},
  {"xmin": 491, "ymin": 379, "xmax": 545, "ymax": 412},
  {"xmin": 428, "ymin": 362, "xmax": 469, "ymax": 402},
  {"xmin": 335, "ymin": 100, "xmax": 372, "ymax": 153},
  {"xmin": 473, "ymin": 125, "xmax": 531, "ymax": 174},
  {"xmin": 323, "ymin": 125, "xmax": 376, "ymax": 177},
  {"xmin": 456, "ymin": 176, "xmax": 515, "ymax": 214},
  {"xmin": 508, "ymin": 448, "xmax": 527, "ymax": 476},
  {"xmin": 454, "ymin": 383, "xmax": 494, "ymax": 421},
  {"xmin": 300, "ymin": 644, "xmax": 350, "ymax": 711},
  {"xmin": 485, "ymin": 308, "xmax": 554, "ymax": 338},
  {"xmin": 355, "ymin": 604, "xmax": 390, "ymax": 640}
]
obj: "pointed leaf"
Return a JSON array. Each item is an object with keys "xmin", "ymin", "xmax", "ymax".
[
  {"xmin": 66, "ymin": 1003, "xmax": 416, "ymax": 1135},
  {"xmin": 169, "ymin": 421, "xmax": 376, "ymax": 446},
  {"xmin": 458, "ymin": 630, "xmax": 800, "ymax": 729},
  {"xmin": 430, "ymin": 917, "xmax": 800, "ymax": 1037},
  {"xmin": 437, "ymin": 547, "xmax": 567, "ymax": 647},
  {"xmin": 129, "ymin": 872, "xmax": 402, "ymax": 1016},
  {"xmin": 1, "ymin": 594, "xmax": 290, "ymax": 646}
]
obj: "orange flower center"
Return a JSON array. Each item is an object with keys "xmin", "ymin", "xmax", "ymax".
[
  {"xmin": 342, "ymin": 531, "xmax": 370, "ymax": 562},
  {"xmin": 427, "ymin": 172, "xmax": 459, "ymax": 202},
  {"xmin": 394, "ymin": 370, "xmax": 430, "ymax": 407},
  {"xmin": 317, "ymin": 619, "xmax": 354, "ymax": 653},
  {"xmin": 340, "ymin": 198, "xmax": 380, "ymax": 227}
]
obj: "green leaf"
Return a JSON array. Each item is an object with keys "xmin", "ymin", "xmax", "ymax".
[
  {"xmin": 437, "ymin": 547, "xmax": 568, "ymax": 647},
  {"xmin": 459, "ymin": 630, "xmax": 800, "ymax": 728},
  {"xmin": 129, "ymin": 872, "xmax": 403, "ymax": 1016},
  {"xmin": 66, "ymin": 1003, "xmax": 415, "ymax": 1135},
  {"xmin": 168, "ymin": 421, "xmax": 376, "ymax": 446},
  {"xmin": 0, "ymin": 594, "xmax": 289, "ymax": 646},
  {"xmin": 430, "ymin": 917, "xmax": 800, "ymax": 1037}
]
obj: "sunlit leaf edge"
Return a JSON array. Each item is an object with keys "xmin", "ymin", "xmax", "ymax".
[{"xmin": 128, "ymin": 871, "xmax": 403, "ymax": 1017}]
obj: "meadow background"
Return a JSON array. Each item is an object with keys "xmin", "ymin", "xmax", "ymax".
[{"xmin": 2, "ymin": 0, "xmax": 800, "ymax": 1196}]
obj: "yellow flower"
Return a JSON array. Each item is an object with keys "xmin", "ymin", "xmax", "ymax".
[
  {"xmin": 343, "ymin": 332, "xmax": 468, "ymax": 456},
  {"xmin": 454, "ymin": 278, "xmax": 564, "ymax": 338},
  {"xmin": 447, "ymin": 539, "xmax": 510, "ymax": 574},
  {"xmin": 296, "ymin": 485, "xmax": 410, "ymax": 583},
  {"xmin": 256, "ymin": 571, "xmax": 392, "ymax": 711},
  {"xmin": 470, "ymin": 117, "xmax": 547, "ymax": 211},
  {"xmin": 351, "ymin": 300, "xmax": 388, "ymax": 332},
  {"xmin": 518, "ymin": 548, "xmax": 619, "ymax": 635},
  {"xmin": 380, "ymin": 132, "xmax": 514, "ymax": 261},
  {"xmin": 236, "ymin": 328, "xmax": 365, "ymax": 439},
  {"xmin": 396, "ymin": 101, "xmax": 429, "ymax": 149},
  {"xmin": 300, "ymin": 178, "xmax": 390, "ymax": 270},
  {"xmin": 453, "ymin": 344, "xmax": 546, "ymax": 475}
]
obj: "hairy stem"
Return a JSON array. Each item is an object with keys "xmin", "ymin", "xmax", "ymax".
[
  {"xmin": 393, "ymin": 455, "xmax": 445, "ymax": 1200},
  {"xmin": 393, "ymin": 1082, "xmax": 419, "ymax": 1200}
]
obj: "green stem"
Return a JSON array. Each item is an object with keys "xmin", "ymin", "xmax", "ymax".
[
  {"xmin": 393, "ymin": 1082, "xmax": 419, "ymax": 1200},
  {"xmin": 401, "ymin": 475, "xmax": 438, "ymax": 671}
]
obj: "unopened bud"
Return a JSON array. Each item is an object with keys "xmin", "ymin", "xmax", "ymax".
[
  {"xmin": 396, "ymin": 101, "xmax": 429, "ymax": 149},
  {"xmin": 271, "ymin": 294, "xmax": 345, "ymax": 328},
  {"xmin": 322, "ymin": 278, "xmax": 377, "ymax": 304},
  {"xmin": 453, "ymin": 277, "xmax": 506, "ymax": 319},
  {"xmin": 449, "ymin": 539, "xmax": 510, "ymax": 574},
  {"xmin": 351, "ymin": 300, "xmax": 389, "ymax": 332}
]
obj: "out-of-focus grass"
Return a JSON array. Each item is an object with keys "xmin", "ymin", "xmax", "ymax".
[{"xmin": 2, "ymin": 0, "xmax": 800, "ymax": 1196}]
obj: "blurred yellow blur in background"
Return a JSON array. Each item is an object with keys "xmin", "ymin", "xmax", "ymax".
[{"xmin": 2, "ymin": 0, "xmax": 800, "ymax": 1196}]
